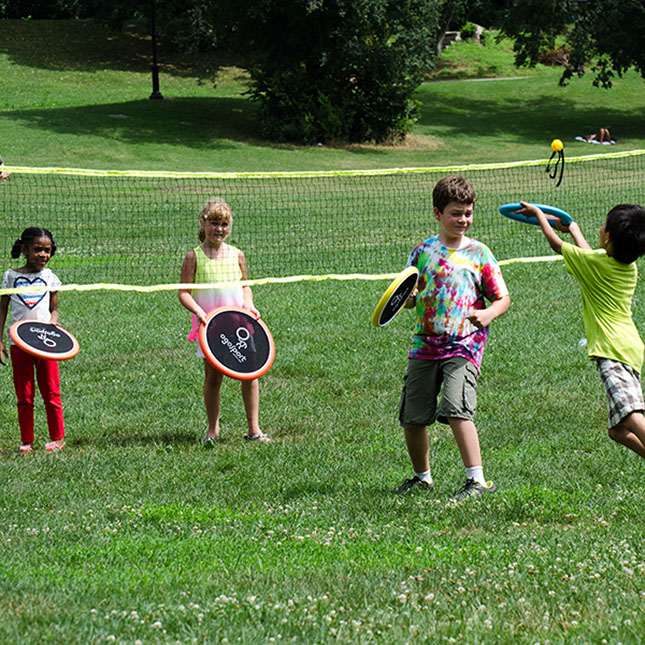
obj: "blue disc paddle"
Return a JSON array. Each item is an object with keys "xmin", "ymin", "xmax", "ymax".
[{"xmin": 499, "ymin": 203, "xmax": 572, "ymax": 228}]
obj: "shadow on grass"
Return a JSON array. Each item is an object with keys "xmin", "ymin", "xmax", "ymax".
[
  {"xmin": 0, "ymin": 97, "xmax": 262, "ymax": 148},
  {"xmin": 0, "ymin": 19, "xmax": 223, "ymax": 77},
  {"xmin": 3, "ymin": 18, "xmax": 644, "ymax": 153},
  {"xmin": 72, "ymin": 429, "xmax": 198, "ymax": 448},
  {"xmin": 3, "ymin": 92, "xmax": 644, "ymax": 154},
  {"xmin": 281, "ymin": 481, "xmax": 338, "ymax": 499},
  {"xmin": 415, "ymin": 89, "xmax": 645, "ymax": 142}
]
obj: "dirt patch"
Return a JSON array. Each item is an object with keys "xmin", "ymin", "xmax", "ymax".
[{"xmin": 328, "ymin": 134, "xmax": 445, "ymax": 152}]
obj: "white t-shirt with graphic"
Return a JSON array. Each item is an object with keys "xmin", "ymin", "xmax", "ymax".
[{"xmin": 1, "ymin": 268, "xmax": 61, "ymax": 344}]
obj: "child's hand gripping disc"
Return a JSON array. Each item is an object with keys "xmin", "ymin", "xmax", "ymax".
[
  {"xmin": 9, "ymin": 320, "xmax": 79, "ymax": 360},
  {"xmin": 199, "ymin": 306, "xmax": 275, "ymax": 380},
  {"xmin": 371, "ymin": 266, "xmax": 419, "ymax": 327},
  {"xmin": 499, "ymin": 203, "xmax": 573, "ymax": 228}
]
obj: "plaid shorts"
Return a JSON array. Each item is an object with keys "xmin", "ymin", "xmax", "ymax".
[{"xmin": 595, "ymin": 357, "xmax": 644, "ymax": 428}]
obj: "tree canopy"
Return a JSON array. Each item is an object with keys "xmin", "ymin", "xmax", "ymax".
[
  {"xmin": 494, "ymin": 0, "xmax": 645, "ymax": 88},
  {"xmin": 4, "ymin": 1, "xmax": 644, "ymax": 142},
  {"xmin": 215, "ymin": 0, "xmax": 440, "ymax": 143}
]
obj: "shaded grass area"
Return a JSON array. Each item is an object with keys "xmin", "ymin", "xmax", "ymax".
[
  {"xmin": 0, "ymin": 264, "xmax": 643, "ymax": 642},
  {"xmin": 0, "ymin": 18, "xmax": 219, "ymax": 76},
  {"xmin": 1, "ymin": 20, "xmax": 644, "ymax": 171}
]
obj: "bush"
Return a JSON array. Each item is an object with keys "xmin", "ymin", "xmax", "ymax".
[
  {"xmin": 228, "ymin": 0, "xmax": 438, "ymax": 144},
  {"xmin": 460, "ymin": 21, "xmax": 477, "ymax": 40}
]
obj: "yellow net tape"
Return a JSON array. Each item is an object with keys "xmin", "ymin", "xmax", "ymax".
[
  {"xmin": 2, "ymin": 150, "xmax": 643, "ymax": 178},
  {"xmin": 0, "ymin": 255, "xmax": 561, "ymax": 296}
]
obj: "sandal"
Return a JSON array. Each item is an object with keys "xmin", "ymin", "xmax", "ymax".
[
  {"xmin": 243, "ymin": 433, "xmax": 271, "ymax": 443},
  {"xmin": 201, "ymin": 435, "xmax": 220, "ymax": 447},
  {"xmin": 45, "ymin": 440, "xmax": 65, "ymax": 452},
  {"xmin": 19, "ymin": 443, "xmax": 33, "ymax": 454}
]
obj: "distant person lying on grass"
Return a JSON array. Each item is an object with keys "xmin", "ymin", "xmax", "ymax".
[
  {"xmin": 0, "ymin": 154, "xmax": 11, "ymax": 181},
  {"xmin": 575, "ymin": 128, "xmax": 617, "ymax": 145}
]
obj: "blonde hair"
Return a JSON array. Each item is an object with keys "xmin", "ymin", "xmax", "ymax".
[{"xmin": 198, "ymin": 198, "xmax": 233, "ymax": 242}]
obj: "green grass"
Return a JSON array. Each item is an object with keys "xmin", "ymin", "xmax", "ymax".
[
  {"xmin": 0, "ymin": 19, "xmax": 643, "ymax": 644},
  {"xmin": 1, "ymin": 20, "xmax": 644, "ymax": 171},
  {"xmin": 427, "ymin": 33, "xmax": 538, "ymax": 81},
  {"xmin": 1, "ymin": 270, "xmax": 643, "ymax": 643}
]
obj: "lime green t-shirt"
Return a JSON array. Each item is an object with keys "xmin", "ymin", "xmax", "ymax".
[{"xmin": 562, "ymin": 242, "xmax": 644, "ymax": 373}]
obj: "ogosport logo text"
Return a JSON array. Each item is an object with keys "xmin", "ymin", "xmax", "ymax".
[
  {"xmin": 219, "ymin": 327, "xmax": 250, "ymax": 363},
  {"xmin": 388, "ymin": 291, "xmax": 406, "ymax": 311},
  {"xmin": 30, "ymin": 325, "xmax": 61, "ymax": 348}
]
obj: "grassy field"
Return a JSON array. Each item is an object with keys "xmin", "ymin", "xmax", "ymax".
[
  {"xmin": 1, "ymin": 20, "xmax": 645, "ymax": 171},
  {"xmin": 1, "ymin": 274, "xmax": 643, "ymax": 643},
  {"xmin": 0, "ymin": 20, "xmax": 644, "ymax": 644}
]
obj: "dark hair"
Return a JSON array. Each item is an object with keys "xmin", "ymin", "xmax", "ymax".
[
  {"xmin": 604, "ymin": 204, "xmax": 645, "ymax": 264},
  {"xmin": 11, "ymin": 227, "xmax": 57, "ymax": 259},
  {"xmin": 432, "ymin": 174, "xmax": 476, "ymax": 212}
]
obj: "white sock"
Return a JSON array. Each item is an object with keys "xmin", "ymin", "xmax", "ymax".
[
  {"xmin": 466, "ymin": 466, "xmax": 485, "ymax": 486},
  {"xmin": 414, "ymin": 469, "xmax": 433, "ymax": 484}
]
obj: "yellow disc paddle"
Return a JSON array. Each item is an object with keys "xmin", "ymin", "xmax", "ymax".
[{"xmin": 371, "ymin": 266, "xmax": 419, "ymax": 327}]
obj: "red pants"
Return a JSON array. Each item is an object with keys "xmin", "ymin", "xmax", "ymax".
[{"xmin": 10, "ymin": 344, "xmax": 65, "ymax": 444}]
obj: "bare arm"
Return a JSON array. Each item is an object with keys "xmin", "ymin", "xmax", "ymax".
[
  {"xmin": 518, "ymin": 201, "xmax": 591, "ymax": 254},
  {"xmin": 178, "ymin": 250, "xmax": 208, "ymax": 325},
  {"xmin": 466, "ymin": 293, "xmax": 510, "ymax": 330},
  {"xmin": 238, "ymin": 250, "xmax": 260, "ymax": 318},
  {"xmin": 518, "ymin": 202, "xmax": 565, "ymax": 254},
  {"xmin": 49, "ymin": 291, "xmax": 59, "ymax": 324},
  {"xmin": 557, "ymin": 220, "xmax": 591, "ymax": 250}
]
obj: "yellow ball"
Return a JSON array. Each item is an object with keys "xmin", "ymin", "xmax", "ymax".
[{"xmin": 551, "ymin": 138, "xmax": 563, "ymax": 152}]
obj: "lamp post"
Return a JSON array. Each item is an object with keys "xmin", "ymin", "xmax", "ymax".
[{"xmin": 150, "ymin": 0, "xmax": 163, "ymax": 99}]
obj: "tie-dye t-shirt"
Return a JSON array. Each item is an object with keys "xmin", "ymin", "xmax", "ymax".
[{"xmin": 406, "ymin": 236, "xmax": 507, "ymax": 370}]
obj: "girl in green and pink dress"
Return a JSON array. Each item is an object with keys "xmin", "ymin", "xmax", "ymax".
[{"xmin": 179, "ymin": 198, "xmax": 270, "ymax": 444}]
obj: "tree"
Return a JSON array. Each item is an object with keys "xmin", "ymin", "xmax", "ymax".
[
  {"xmin": 434, "ymin": 0, "xmax": 466, "ymax": 57},
  {"xmin": 494, "ymin": 0, "xmax": 645, "ymax": 88},
  {"xmin": 211, "ymin": 0, "xmax": 441, "ymax": 144},
  {"xmin": 8, "ymin": 0, "xmax": 442, "ymax": 144}
]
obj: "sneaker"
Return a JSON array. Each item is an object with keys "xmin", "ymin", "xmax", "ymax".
[
  {"xmin": 452, "ymin": 478, "xmax": 496, "ymax": 501},
  {"xmin": 393, "ymin": 475, "xmax": 434, "ymax": 494}
]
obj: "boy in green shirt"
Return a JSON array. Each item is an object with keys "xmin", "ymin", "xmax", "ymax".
[{"xmin": 518, "ymin": 201, "xmax": 645, "ymax": 457}]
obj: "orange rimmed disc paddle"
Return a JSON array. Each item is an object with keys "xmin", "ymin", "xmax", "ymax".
[{"xmin": 199, "ymin": 306, "xmax": 275, "ymax": 380}]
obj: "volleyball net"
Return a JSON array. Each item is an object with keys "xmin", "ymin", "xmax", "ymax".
[{"xmin": 1, "ymin": 150, "xmax": 644, "ymax": 293}]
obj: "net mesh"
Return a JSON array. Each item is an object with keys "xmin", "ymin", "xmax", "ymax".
[{"xmin": 1, "ymin": 151, "xmax": 644, "ymax": 289}]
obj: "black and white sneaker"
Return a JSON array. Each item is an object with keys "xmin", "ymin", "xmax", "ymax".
[
  {"xmin": 393, "ymin": 475, "xmax": 434, "ymax": 494},
  {"xmin": 452, "ymin": 478, "xmax": 496, "ymax": 501}
]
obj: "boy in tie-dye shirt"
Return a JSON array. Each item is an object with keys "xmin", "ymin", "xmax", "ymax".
[{"xmin": 394, "ymin": 175, "xmax": 510, "ymax": 501}]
